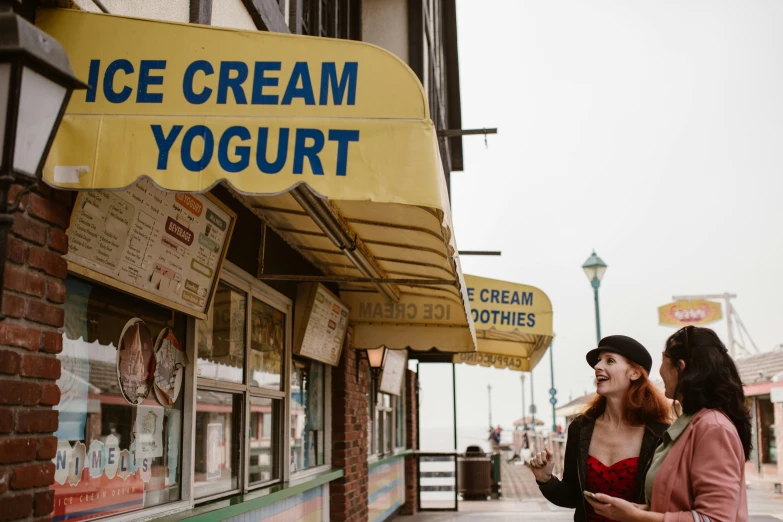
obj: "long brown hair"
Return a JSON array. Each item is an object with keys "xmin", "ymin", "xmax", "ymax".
[{"xmin": 583, "ymin": 361, "xmax": 671, "ymax": 427}]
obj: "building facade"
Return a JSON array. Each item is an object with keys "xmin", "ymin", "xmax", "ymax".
[{"xmin": 0, "ymin": 1, "xmax": 466, "ymax": 521}]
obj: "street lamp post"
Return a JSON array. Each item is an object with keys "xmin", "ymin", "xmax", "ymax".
[
  {"xmin": 520, "ymin": 373, "xmax": 526, "ymax": 430},
  {"xmin": 582, "ymin": 251, "xmax": 608, "ymax": 345}
]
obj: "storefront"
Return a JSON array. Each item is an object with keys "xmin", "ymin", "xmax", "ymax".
[{"xmin": 32, "ymin": 8, "xmax": 475, "ymax": 522}]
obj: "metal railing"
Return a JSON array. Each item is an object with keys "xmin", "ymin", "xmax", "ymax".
[
  {"xmin": 512, "ymin": 430, "xmax": 566, "ymax": 478},
  {"xmin": 415, "ymin": 451, "xmax": 458, "ymax": 511}
]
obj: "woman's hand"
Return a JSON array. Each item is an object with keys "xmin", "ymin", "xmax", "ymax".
[
  {"xmin": 584, "ymin": 493, "xmax": 651, "ymax": 522},
  {"xmin": 529, "ymin": 448, "xmax": 555, "ymax": 483}
]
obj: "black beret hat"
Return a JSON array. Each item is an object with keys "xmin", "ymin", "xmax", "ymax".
[{"xmin": 586, "ymin": 335, "xmax": 652, "ymax": 374}]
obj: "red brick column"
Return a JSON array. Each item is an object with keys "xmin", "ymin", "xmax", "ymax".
[
  {"xmin": 0, "ymin": 185, "xmax": 69, "ymax": 521},
  {"xmin": 399, "ymin": 369, "xmax": 418, "ymax": 516},
  {"xmin": 331, "ymin": 337, "xmax": 370, "ymax": 522}
]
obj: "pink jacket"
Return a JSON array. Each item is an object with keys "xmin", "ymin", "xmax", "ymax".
[{"xmin": 650, "ymin": 408, "xmax": 748, "ymax": 522}]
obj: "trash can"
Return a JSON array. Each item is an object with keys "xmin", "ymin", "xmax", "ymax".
[{"xmin": 458, "ymin": 446, "xmax": 492, "ymax": 501}]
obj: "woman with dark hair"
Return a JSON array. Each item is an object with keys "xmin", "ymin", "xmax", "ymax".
[
  {"xmin": 530, "ymin": 335, "xmax": 670, "ymax": 521},
  {"xmin": 586, "ymin": 326, "xmax": 751, "ymax": 522}
]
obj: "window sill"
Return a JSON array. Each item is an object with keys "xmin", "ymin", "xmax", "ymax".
[
  {"xmin": 368, "ymin": 448, "xmax": 413, "ymax": 470},
  {"xmin": 155, "ymin": 468, "xmax": 344, "ymax": 522}
]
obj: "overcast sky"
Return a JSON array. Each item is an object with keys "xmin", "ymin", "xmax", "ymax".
[{"xmin": 418, "ymin": 0, "xmax": 783, "ymax": 442}]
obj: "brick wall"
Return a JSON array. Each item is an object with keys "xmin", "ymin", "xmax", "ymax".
[
  {"xmin": 0, "ymin": 184, "xmax": 69, "ymax": 521},
  {"xmin": 331, "ymin": 335, "xmax": 370, "ymax": 522},
  {"xmin": 399, "ymin": 369, "xmax": 418, "ymax": 516}
]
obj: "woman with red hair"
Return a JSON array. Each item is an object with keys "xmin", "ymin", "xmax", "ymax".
[{"xmin": 530, "ymin": 335, "xmax": 671, "ymax": 522}]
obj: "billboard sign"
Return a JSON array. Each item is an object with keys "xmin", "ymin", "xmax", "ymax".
[{"xmin": 658, "ymin": 300, "xmax": 722, "ymax": 327}]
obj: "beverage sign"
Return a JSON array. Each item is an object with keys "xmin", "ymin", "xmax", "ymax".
[
  {"xmin": 658, "ymin": 300, "xmax": 722, "ymax": 327},
  {"xmin": 379, "ymin": 349, "xmax": 407, "ymax": 396},
  {"xmin": 65, "ymin": 178, "xmax": 236, "ymax": 318},
  {"xmin": 294, "ymin": 283, "xmax": 350, "ymax": 366}
]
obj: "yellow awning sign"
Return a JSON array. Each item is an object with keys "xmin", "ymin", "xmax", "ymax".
[
  {"xmin": 454, "ymin": 275, "xmax": 553, "ymax": 371},
  {"xmin": 38, "ymin": 9, "xmax": 445, "ymax": 211},
  {"xmin": 38, "ymin": 9, "xmax": 476, "ymax": 354}
]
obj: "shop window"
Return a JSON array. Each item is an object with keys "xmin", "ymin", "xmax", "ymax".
[
  {"xmin": 395, "ymin": 394, "xmax": 405, "ymax": 449},
  {"xmin": 367, "ymin": 374, "xmax": 405, "ymax": 457},
  {"xmin": 249, "ymin": 396, "xmax": 282, "ymax": 484},
  {"xmin": 250, "ymin": 297, "xmax": 284, "ymax": 391},
  {"xmin": 194, "ymin": 391, "xmax": 242, "ymax": 498},
  {"xmin": 197, "ymin": 282, "xmax": 246, "ymax": 384},
  {"xmin": 53, "ymin": 277, "xmax": 184, "ymax": 522},
  {"xmin": 196, "ymin": 267, "xmax": 300, "ymax": 498},
  {"xmin": 290, "ymin": 356, "xmax": 326, "ymax": 472}
]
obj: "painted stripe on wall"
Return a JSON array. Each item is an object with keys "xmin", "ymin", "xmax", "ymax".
[
  {"xmin": 225, "ymin": 486, "xmax": 323, "ymax": 522},
  {"xmin": 368, "ymin": 459, "xmax": 405, "ymax": 522}
]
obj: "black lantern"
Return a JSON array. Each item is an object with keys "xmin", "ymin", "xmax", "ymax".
[
  {"xmin": 0, "ymin": 1, "xmax": 87, "ymax": 319},
  {"xmin": 356, "ymin": 346, "xmax": 388, "ymax": 382}
]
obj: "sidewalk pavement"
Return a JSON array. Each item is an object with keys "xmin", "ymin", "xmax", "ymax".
[{"xmin": 397, "ymin": 460, "xmax": 783, "ymax": 521}]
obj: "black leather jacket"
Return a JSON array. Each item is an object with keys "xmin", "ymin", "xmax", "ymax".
[{"xmin": 537, "ymin": 415, "xmax": 668, "ymax": 521}]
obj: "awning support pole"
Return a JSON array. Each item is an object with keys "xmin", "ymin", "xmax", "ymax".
[
  {"xmin": 452, "ymin": 363, "xmax": 457, "ymax": 452},
  {"xmin": 290, "ymin": 186, "xmax": 401, "ymax": 303}
]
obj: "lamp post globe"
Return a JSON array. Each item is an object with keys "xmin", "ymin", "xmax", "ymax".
[
  {"xmin": 582, "ymin": 251, "xmax": 608, "ymax": 345},
  {"xmin": 0, "ymin": 1, "xmax": 87, "ymax": 319}
]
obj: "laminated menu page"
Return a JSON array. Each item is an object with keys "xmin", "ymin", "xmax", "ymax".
[
  {"xmin": 65, "ymin": 178, "xmax": 236, "ymax": 318},
  {"xmin": 294, "ymin": 283, "xmax": 350, "ymax": 366}
]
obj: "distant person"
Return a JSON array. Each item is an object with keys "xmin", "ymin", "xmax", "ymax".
[
  {"xmin": 585, "ymin": 326, "xmax": 751, "ymax": 521},
  {"xmin": 557, "ymin": 424, "xmax": 563, "ymax": 435},
  {"xmin": 529, "ymin": 335, "xmax": 671, "ymax": 522}
]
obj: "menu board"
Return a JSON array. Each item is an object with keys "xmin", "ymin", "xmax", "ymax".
[
  {"xmin": 65, "ymin": 178, "xmax": 235, "ymax": 318},
  {"xmin": 379, "ymin": 349, "xmax": 408, "ymax": 396},
  {"xmin": 294, "ymin": 283, "xmax": 350, "ymax": 366}
]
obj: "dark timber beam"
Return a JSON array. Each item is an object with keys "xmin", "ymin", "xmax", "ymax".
[
  {"xmin": 189, "ymin": 0, "xmax": 212, "ymax": 24},
  {"xmin": 242, "ymin": 0, "xmax": 290, "ymax": 33}
]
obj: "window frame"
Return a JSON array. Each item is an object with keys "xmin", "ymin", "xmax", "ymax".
[
  {"xmin": 367, "ymin": 372, "xmax": 406, "ymax": 461},
  {"xmin": 192, "ymin": 260, "xmax": 332, "ymax": 501}
]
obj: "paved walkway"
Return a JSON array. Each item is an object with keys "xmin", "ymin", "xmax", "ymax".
[{"xmin": 396, "ymin": 459, "xmax": 783, "ymax": 521}]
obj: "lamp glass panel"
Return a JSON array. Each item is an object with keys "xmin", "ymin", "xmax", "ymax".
[
  {"xmin": 594, "ymin": 265, "xmax": 607, "ymax": 282},
  {"xmin": 14, "ymin": 66, "xmax": 66, "ymax": 177},
  {"xmin": 583, "ymin": 265, "xmax": 598, "ymax": 281},
  {"xmin": 367, "ymin": 347, "xmax": 386, "ymax": 368},
  {"xmin": 0, "ymin": 64, "xmax": 10, "ymax": 169}
]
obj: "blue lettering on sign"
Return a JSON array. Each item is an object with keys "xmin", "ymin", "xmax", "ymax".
[
  {"xmin": 282, "ymin": 62, "xmax": 316, "ymax": 105},
  {"xmin": 320, "ymin": 62, "xmax": 358, "ymax": 105},
  {"xmin": 257, "ymin": 128, "xmax": 289, "ymax": 174},
  {"xmin": 252, "ymin": 62, "xmax": 281, "ymax": 105},
  {"xmin": 183, "ymin": 60, "xmax": 214, "ymax": 104},
  {"xmin": 470, "ymin": 309, "xmax": 537, "ymax": 328},
  {"xmin": 293, "ymin": 128, "xmax": 325, "ymax": 174},
  {"xmin": 86, "ymin": 59, "xmax": 359, "ymax": 106},
  {"xmin": 56, "ymin": 450, "xmax": 67, "ymax": 470},
  {"xmin": 104, "ymin": 59, "xmax": 134, "ymax": 104},
  {"xmin": 328, "ymin": 130, "xmax": 360, "ymax": 176},
  {"xmin": 467, "ymin": 287, "xmax": 475, "ymax": 302},
  {"xmin": 217, "ymin": 61, "xmax": 249, "ymax": 105},
  {"xmin": 137, "ymin": 60, "xmax": 166, "ymax": 103},
  {"xmin": 108, "ymin": 447, "xmax": 116, "ymax": 465},
  {"xmin": 181, "ymin": 125, "xmax": 214, "ymax": 172},
  {"xmin": 151, "ymin": 125, "xmax": 183, "ymax": 169},
  {"xmin": 218, "ymin": 126, "xmax": 251, "ymax": 173}
]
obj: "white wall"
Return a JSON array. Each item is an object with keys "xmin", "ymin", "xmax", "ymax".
[
  {"xmin": 71, "ymin": 0, "xmax": 189, "ymax": 22},
  {"xmin": 361, "ymin": 0, "xmax": 409, "ymax": 63},
  {"xmin": 70, "ymin": 0, "xmax": 260, "ymax": 32},
  {"xmin": 212, "ymin": 0, "xmax": 257, "ymax": 30}
]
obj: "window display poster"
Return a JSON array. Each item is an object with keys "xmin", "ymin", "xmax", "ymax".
[
  {"xmin": 65, "ymin": 178, "xmax": 235, "ymax": 318},
  {"xmin": 153, "ymin": 328, "xmax": 188, "ymax": 407},
  {"xmin": 53, "ymin": 438, "xmax": 147, "ymax": 522},
  {"xmin": 294, "ymin": 283, "xmax": 350, "ymax": 366},
  {"xmin": 134, "ymin": 405, "xmax": 164, "ymax": 459},
  {"xmin": 379, "ymin": 349, "xmax": 407, "ymax": 396},
  {"xmin": 206, "ymin": 423, "xmax": 222, "ymax": 481},
  {"xmin": 116, "ymin": 318, "xmax": 155, "ymax": 405}
]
